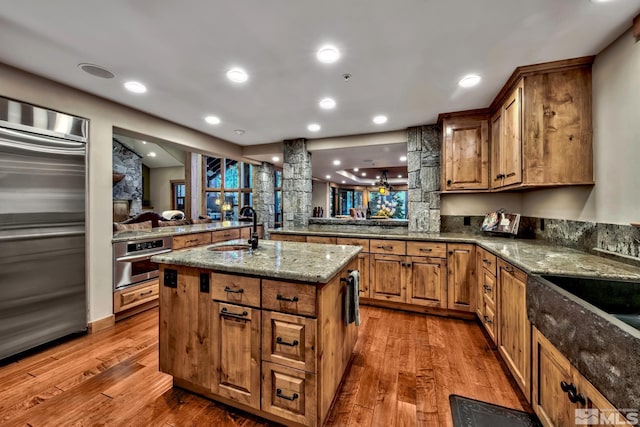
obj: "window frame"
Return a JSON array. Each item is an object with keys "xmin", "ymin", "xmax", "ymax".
[{"xmin": 202, "ymin": 156, "xmax": 253, "ymax": 221}]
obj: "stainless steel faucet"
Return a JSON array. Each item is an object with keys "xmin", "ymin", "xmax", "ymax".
[{"xmin": 239, "ymin": 206, "xmax": 259, "ymax": 250}]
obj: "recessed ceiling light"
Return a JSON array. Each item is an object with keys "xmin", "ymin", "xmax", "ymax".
[
  {"xmin": 316, "ymin": 45, "xmax": 340, "ymax": 63},
  {"xmin": 398, "ymin": 174, "xmax": 402, "ymax": 178},
  {"xmin": 326, "ymin": 175, "xmax": 331, "ymax": 179},
  {"xmin": 333, "ymin": 160, "xmax": 341, "ymax": 166},
  {"xmin": 361, "ymin": 172, "xmax": 366, "ymax": 177},
  {"xmin": 78, "ymin": 63, "xmax": 114, "ymax": 79},
  {"xmin": 341, "ymin": 180, "xmax": 346, "ymax": 184},
  {"xmin": 458, "ymin": 74, "xmax": 481, "ymax": 88},
  {"xmin": 205, "ymin": 115, "xmax": 221, "ymax": 125},
  {"xmin": 589, "ymin": 0, "xmax": 614, "ymax": 3},
  {"xmin": 400, "ymin": 156, "xmax": 407, "ymax": 162},
  {"xmin": 124, "ymin": 81, "xmax": 147, "ymax": 94},
  {"xmin": 373, "ymin": 115, "xmax": 388, "ymax": 124},
  {"xmin": 308, "ymin": 123, "xmax": 321, "ymax": 132},
  {"xmin": 353, "ymin": 168, "xmax": 359, "ymax": 172},
  {"xmin": 226, "ymin": 68, "xmax": 249, "ymax": 83},
  {"xmin": 272, "ymin": 156, "xmax": 279, "ymax": 162},
  {"xmin": 234, "ymin": 129, "xmax": 245, "ymax": 135},
  {"xmin": 141, "ymin": 141, "xmax": 147, "ymax": 145},
  {"xmin": 319, "ymin": 98, "xmax": 336, "ymax": 110},
  {"xmin": 148, "ymin": 152, "xmax": 156, "ymax": 157}
]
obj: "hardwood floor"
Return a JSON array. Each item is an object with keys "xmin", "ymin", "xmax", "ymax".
[{"xmin": 0, "ymin": 306, "xmax": 529, "ymax": 426}]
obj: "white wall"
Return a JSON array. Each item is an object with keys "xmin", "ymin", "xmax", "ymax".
[
  {"xmin": 0, "ymin": 63, "xmax": 244, "ymax": 324},
  {"xmin": 312, "ymin": 181, "xmax": 330, "ymax": 217},
  {"xmin": 150, "ymin": 166, "xmax": 185, "ymax": 214},
  {"xmin": 441, "ymin": 193, "xmax": 523, "ymax": 216}
]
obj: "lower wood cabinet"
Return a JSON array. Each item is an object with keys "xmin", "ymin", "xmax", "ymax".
[
  {"xmin": 370, "ymin": 254, "xmax": 406, "ymax": 302},
  {"xmin": 261, "ymin": 361, "xmax": 317, "ymax": 426},
  {"xmin": 406, "ymin": 256, "xmax": 447, "ymax": 308},
  {"xmin": 532, "ymin": 328, "xmax": 626, "ymax": 427},
  {"xmin": 113, "ymin": 278, "xmax": 159, "ymax": 314},
  {"xmin": 211, "ymin": 301, "xmax": 261, "ymax": 409},
  {"xmin": 498, "ymin": 259, "xmax": 531, "ymax": 401},
  {"xmin": 262, "ymin": 310, "xmax": 317, "ymax": 372},
  {"xmin": 172, "ymin": 232, "xmax": 212, "ymax": 249},
  {"xmin": 447, "ymin": 244, "xmax": 476, "ymax": 312}
]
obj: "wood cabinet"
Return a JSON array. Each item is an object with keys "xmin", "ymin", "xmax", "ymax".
[
  {"xmin": 172, "ymin": 232, "xmax": 212, "ymax": 249},
  {"xmin": 159, "ymin": 266, "xmax": 211, "ymax": 390},
  {"xmin": 113, "ymin": 278, "xmax": 159, "ymax": 314},
  {"xmin": 446, "ymin": 244, "xmax": 476, "ymax": 312},
  {"xmin": 212, "ymin": 228, "xmax": 240, "ymax": 243},
  {"xmin": 497, "ymin": 259, "xmax": 530, "ymax": 401},
  {"xmin": 442, "ymin": 57, "xmax": 594, "ymax": 192},
  {"xmin": 211, "ymin": 301, "xmax": 261, "ymax": 409},
  {"xmin": 271, "ymin": 234, "xmax": 307, "ymax": 242},
  {"xmin": 476, "ymin": 248, "xmax": 498, "ymax": 343},
  {"xmin": 532, "ymin": 328, "xmax": 627, "ymax": 427},
  {"xmin": 491, "ymin": 82, "xmax": 523, "ymax": 188},
  {"xmin": 406, "ymin": 256, "xmax": 447, "ymax": 308},
  {"xmin": 370, "ymin": 254, "xmax": 406, "ymax": 303},
  {"xmin": 336, "ymin": 237, "xmax": 370, "ymax": 298},
  {"xmin": 441, "ymin": 112, "xmax": 490, "ymax": 191},
  {"xmin": 306, "ymin": 236, "xmax": 337, "ymax": 244}
]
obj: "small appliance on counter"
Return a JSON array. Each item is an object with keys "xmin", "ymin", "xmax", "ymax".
[{"xmin": 481, "ymin": 209, "xmax": 521, "ymax": 237}]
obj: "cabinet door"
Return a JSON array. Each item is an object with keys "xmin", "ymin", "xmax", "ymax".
[
  {"xmin": 159, "ymin": 266, "xmax": 211, "ymax": 389},
  {"xmin": 211, "ymin": 302, "xmax": 261, "ymax": 409},
  {"xmin": 357, "ymin": 253, "xmax": 370, "ymax": 298},
  {"xmin": 446, "ymin": 244, "xmax": 476, "ymax": 312},
  {"xmin": 533, "ymin": 328, "xmax": 574, "ymax": 427},
  {"xmin": 442, "ymin": 117, "xmax": 489, "ymax": 191},
  {"xmin": 498, "ymin": 259, "xmax": 531, "ymax": 401},
  {"xmin": 490, "ymin": 108, "xmax": 503, "ymax": 189},
  {"xmin": 370, "ymin": 254, "xmax": 405, "ymax": 303},
  {"xmin": 406, "ymin": 256, "xmax": 447, "ymax": 308},
  {"xmin": 501, "ymin": 83, "xmax": 523, "ymax": 187}
]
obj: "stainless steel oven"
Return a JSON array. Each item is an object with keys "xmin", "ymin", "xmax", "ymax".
[{"xmin": 113, "ymin": 236, "xmax": 172, "ymax": 291}]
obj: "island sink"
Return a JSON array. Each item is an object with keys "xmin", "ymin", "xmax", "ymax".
[
  {"xmin": 207, "ymin": 243, "xmax": 252, "ymax": 252},
  {"xmin": 541, "ymin": 274, "xmax": 640, "ymax": 330}
]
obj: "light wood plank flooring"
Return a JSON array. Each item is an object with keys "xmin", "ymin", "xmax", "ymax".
[{"xmin": 0, "ymin": 306, "xmax": 530, "ymax": 426}]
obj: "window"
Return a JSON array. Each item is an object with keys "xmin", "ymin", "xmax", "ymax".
[
  {"xmin": 171, "ymin": 181, "xmax": 185, "ymax": 211},
  {"xmin": 337, "ymin": 189, "xmax": 364, "ymax": 216},
  {"xmin": 204, "ymin": 156, "xmax": 253, "ymax": 221},
  {"xmin": 274, "ymin": 170, "xmax": 282, "ymax": 227}
]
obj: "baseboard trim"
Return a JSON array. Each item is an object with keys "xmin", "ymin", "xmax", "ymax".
[{"xmin": 88, "ymin": 314, "xmax": 115, "ymax": 333}]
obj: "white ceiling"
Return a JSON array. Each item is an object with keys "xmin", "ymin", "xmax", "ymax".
[
  {"xmin": 114, "ymin": 134, "xmax": 184, "ymax": 168},
  {"xmin": 0, "ymin": 0, "xmax": 638, "ymax": 182}
]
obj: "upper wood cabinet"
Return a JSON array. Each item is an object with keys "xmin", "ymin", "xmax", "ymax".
[
  {"xmin": 442, "ymin": 57, "xmax": 594, "ymax": 192},
  {"xmin": 441, "ymin": 112, "xmax": 490, "ymax": 191}
]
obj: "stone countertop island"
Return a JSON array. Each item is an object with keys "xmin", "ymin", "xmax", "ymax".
[{"xmin": 152, "ymin": 240, "xmax": 361, "ymax": 427}]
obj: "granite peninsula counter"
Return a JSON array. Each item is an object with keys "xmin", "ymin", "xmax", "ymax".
[{"xmin": 153, "ymin": 239, "xmax": 361, "ymax": 427}]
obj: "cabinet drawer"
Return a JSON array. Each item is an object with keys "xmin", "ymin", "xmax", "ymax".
[
  {"xmin": 271, "ymin": 234, "xmax": 307, "ymax": 242},
  {"xmin": 262, "ymin": 311, "xmax": 316, "ymax": 372},
  {"xmin": 211, "ymin": 272, "xmax": 261, "ymax": 308},
  {"xmin": 261, "ymin": 361, "xmax": 316, "ymax": 427},
  {"xmin": 172, "ymin": 232, "xmax": 212, "ymax": 249},
  {"xmin": 479, "ymin": 269, "xmax": 497, "ymax": 307},
  {"xmin": 336, "ymin": 238, "xmax": 369, "ymax": 252},
  {"xmin": 240, "ymin": 227, "xmax": 251, "ymax": 240},
  {"xmin": 262, "ymin": 280, "xmax": 316, "ymax": 317},
  {"xmin": 478, "ymin": 248, "xmax": 497, "ymax": 276},
  {"xmin": 406, "ymin": 241, "xmax": 446, "ymax": 258},
  {"xmin": 306, "ymin": 236, "xmax": 337, "ymax": 244},
  {"xmin": 369, "ymin": 239, "xmax": 406, "ymax": 255},
  {"xmin": 114, "ymin": 279, "xmax": 159, "ymax": 313},
  {"xmin": 212, "ymin": 228, "xmax": 240, "ymax": 243},
  {"xmin": 481, "ymin": 299, "xmax": 497, "ymax": 344}
]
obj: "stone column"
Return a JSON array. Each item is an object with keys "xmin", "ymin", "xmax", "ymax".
[
  {"xmin": 407, "ymin": 125, "xmax": 441, "ymax": 233},
  {"xmin": 252, "ymin": 162, "xmax": 275, "ymax": 238},
  {"xmin": 282, "ymin": 138, "xmax": 312, "ymax": 228}
]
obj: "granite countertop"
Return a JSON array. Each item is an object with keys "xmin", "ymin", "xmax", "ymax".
[
  {"xmin": 112, "ymin": 221, "xmax": 256, "ymax": 243},
  {"xmin": 270, "ymin": 228, "xmax": 640, "ymax": 280},
  {"xmin": 151, "ymin": 239, "xmax": 361, "ymax": 284},
  {"xmin": 309, "ymin": 218, "xmax": 409, "ymax": 227}
]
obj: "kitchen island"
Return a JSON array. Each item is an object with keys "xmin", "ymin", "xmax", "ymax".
[{"xmin": 151, "ymin": 240, "xmax": 361, "ymax": 427}]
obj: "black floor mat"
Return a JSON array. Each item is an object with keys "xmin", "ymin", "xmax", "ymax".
[{"xmin": 450, "ymin": 395, "xmax": 542, "ymax": 427}]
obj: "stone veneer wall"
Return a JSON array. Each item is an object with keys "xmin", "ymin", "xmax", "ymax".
[
  {"xmin": 252, "ymin": 162, "xmax": 275, "ymax": 238},
  {"xmin": 282, "ymin": 139, "xmax": 312, "ymax": 228},
  {"xmin": 407, "ymin": 125, "xmax": 441, "ymax": 232},
  {"xmin": 112, "ymin": 139, "xmax": 142, "ymax": 217}
]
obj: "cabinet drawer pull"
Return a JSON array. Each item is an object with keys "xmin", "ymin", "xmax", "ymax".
[
  {"xmin": 483, "ymin": 285, "xmax": 492, "ymax": 292},
  {"xmin": 224, "ymin": 286, "xmax": 244, "ymax": 294},
  {"xmin": 560, "ymin": 381, "xmax": 576, "ymax": 394},
  {"xmin": 377, "ymin": 245, "xmax": 393, "ymax": 250},
  {"xmin": 483, "ymin": 315, "xmax": 493, "ymax": 325},
  {"xmin": 482, "ymin": 259, "xmax": 492, "ymax": 265},
  {"xmin": 139, "ymin": 290, "xmax": 153, "ymax": 297},
  {"xmin": 276, "ymin": 337, "xmax": 299, "ymax": 347},
  {"xmin": 419, "ymin": 248, "xmax": 433, "ymax": 252},
  {"xmin": 568, "ymin": 390, "xmax": 586, "ymax": 405},
  {"xmin": 276, "ymin": 389, "xmax": 299, "ymax": 401},
  {"xmin": 276, "ymin": 294, "xmax": 299, "ymax": 303},
  {"xmin": 220, "ymin": 307, "xmax": 249, "ymax": 320},
  {"xmin": 503, "ymin": 266, "xmax": 514, "ymax": 273},
  {"xmin": 185, "ymin": 239, "xmax": 198, "ymax": 244}
]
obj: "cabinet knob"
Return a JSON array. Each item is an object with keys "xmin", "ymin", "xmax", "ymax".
[
  {"xmin": 568, "ymin": 390, "xmax": 586, "ymax": 405},
  {"xmin": 446, "ymin": 179, "xmax": 452, "ymax": 186},
  {"xmin": 448, "ymin": 250, "xmax": 453, "ymax": 255},
  {"xmin": 560, "ymin": 381, "xmax": 576, "ymax": 394}
]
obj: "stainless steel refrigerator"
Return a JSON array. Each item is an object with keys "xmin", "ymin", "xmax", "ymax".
[{"xmin": 0, "ymin": 96, "xmax": 88, "ymax": 361}]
